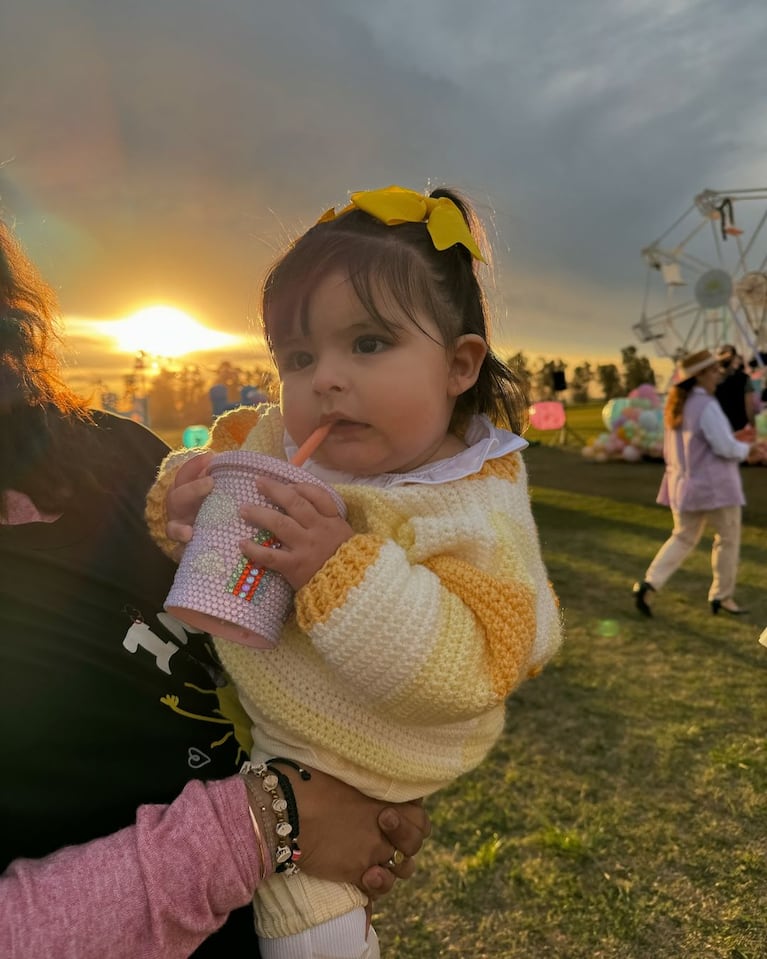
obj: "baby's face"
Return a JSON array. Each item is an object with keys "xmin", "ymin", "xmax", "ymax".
[{"xmin": 273, "ymin": 272, "xmax": 464, "ymax": 476}]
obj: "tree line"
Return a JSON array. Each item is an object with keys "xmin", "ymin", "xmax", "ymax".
[
  {"xmin": 507, "ymin": 345, "xmax": 657, "ymax": 403},
  {"xmin": 103, "ymin": 358, "xmax": 277, "ymax": 430},
  {"xmin": 107, "ymin": 346, "xmax": 658, "ymax": 429}
]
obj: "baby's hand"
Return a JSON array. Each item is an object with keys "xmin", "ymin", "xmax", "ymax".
[
  {"xmin": 166, "ymin": 452, "xmax": 215, "ymax": 545},
  {"xmin": 238, "ymin": 477, "xmax": 353, "ymax": 590}
]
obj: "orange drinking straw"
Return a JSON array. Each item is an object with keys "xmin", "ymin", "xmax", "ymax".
[{"xmin": 290, "ymin": 423, "xmax": 332, "ymax": 467}]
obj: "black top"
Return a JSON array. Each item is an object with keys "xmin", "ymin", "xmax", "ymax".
[
  {"xmin": 715, "ymin": 368, "xmax": 753, "ymax": 432},
  {"xmin": 0, "ymin": 411, "xmax": 257, "ymax": 956}
]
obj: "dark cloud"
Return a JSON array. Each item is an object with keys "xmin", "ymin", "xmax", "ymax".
[{"xmin": 2, "ymin": 0, "xmax": 767, "ymax": 376}]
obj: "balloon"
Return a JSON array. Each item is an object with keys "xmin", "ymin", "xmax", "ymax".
[
  {"xmin": 602, "ymin": 398, "xmax": 629, "ymax": 430},
  {"xmin": 606, "ymin": 436, "xmax": 625, "ymax": 453},
  {"xmin": 631, "ymin": 383, "xmax": 660, "ymax": 402},
  {"xmin": 182, "ymin": 424, "xmax": 211, "ymax": 448},
  {"xmin": 592, "ymin": 389, "xmax": 666, "ymax": 464},
  {"xmin": 529, "ymin": 401, "xmax": 567, "ymax": 431},
  {"xmin": 639, "ymin": 409, "xmax": 662, "ymax": 432}
]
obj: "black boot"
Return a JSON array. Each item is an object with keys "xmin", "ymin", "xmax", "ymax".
[
  {"xmin": 711, "ymin": 598, "xmax": 748, "ymax": 616},
  {"xmin": 632, "ymin": 581, "xmax": 655, "ymax": 617}
]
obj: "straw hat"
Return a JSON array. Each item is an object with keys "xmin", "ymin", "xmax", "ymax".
[
  {"xmin": 715, "ymin": 343, "xmax": 736, "ymax": 361},
  {"xmin": 673, "ymin": 349, "xmax": 720, "ymax": 384}
]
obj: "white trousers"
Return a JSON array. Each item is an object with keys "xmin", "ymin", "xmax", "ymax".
[
  {"xmin": 258, "ymin": 908, "xmax": 379, "ymax": 959},
  {"xmin": 644, "ymin": 504, "xmax": 742, "ymax": 602}
]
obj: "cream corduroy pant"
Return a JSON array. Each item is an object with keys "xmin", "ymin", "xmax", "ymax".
[{"xmin": 644, "ymin": 504, "xmax": 742, "ymax": 601}]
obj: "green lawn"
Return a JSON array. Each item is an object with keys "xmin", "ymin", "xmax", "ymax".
[{"xmin": 375, "ymin": 446, "xmax": 767, "ymax": 958}]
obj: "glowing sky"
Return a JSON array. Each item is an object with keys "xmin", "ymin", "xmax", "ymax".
[{"xmin": 4, "ymin": 0, "xmax": 767, "ymax": 388}]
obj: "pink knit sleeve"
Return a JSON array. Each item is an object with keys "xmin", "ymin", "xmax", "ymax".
[{"xmin": 0, "ymin": 776, "xmax": 267, "ymax": 959}]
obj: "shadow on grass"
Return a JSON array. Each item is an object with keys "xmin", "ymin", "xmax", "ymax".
[{"xmin": 376, "ymin": 445, "xmax": 767, "ymax": 958}]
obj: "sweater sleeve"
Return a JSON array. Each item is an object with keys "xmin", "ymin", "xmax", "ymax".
[
  {"xmin": 0, "ymin": 777, "xmax": 264, "ymax": 959},
  {"xmin": 295, "ymin": 458, "xmax": 562, "ymax": 723}
]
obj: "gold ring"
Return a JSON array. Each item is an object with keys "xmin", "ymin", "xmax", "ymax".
[{"xmin": 385, "ymin": 848, "xmax": 406, "ymax": 868}]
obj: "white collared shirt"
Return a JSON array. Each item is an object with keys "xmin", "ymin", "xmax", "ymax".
[{"xmin": 283, "ymin": 414, "xmax": 527, "ymax": 488}]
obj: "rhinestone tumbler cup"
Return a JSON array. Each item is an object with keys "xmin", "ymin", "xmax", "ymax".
[{"xmin": 165, "ymin": 450, "xmax": 347, "ymax": 648}]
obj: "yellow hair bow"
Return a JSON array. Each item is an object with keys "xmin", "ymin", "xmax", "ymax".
[{"xmin": 317, "ymin": 185, "xmax": 485, "ymax": 262}]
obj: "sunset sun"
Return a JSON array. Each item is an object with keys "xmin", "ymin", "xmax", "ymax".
[{"xmin": 102, "ymin": 305, "xmax": 240, "ymax": 357}]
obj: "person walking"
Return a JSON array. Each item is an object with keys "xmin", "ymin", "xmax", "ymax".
[{"xmin": 633, "ymin": 349, "xmax": 759, "ymax": 617}]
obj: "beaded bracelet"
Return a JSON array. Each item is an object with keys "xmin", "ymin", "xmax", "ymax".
[
  {"xmin": 265, "ymin": 757, "xmax": 310, "ymax": 842},
  {"xmin": 240, "ymin": 760, "xmax": 302, "ymax": 874}
]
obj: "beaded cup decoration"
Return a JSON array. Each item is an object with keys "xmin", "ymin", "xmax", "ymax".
[{"xmin": 164, "ymin": 451, "xmax": 347, "ymax": 649}]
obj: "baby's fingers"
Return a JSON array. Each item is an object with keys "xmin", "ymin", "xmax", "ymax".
[
  {"xmin": 255, "ymin": 476, "xmax": 342, "ymax": 522},
  {"xmin": 166, "ymin": 519, "xmax": 195, "ymax": 545},
  {"xmin": 173, "ymin": 450, "xmax": 214, "ymax": 487}
]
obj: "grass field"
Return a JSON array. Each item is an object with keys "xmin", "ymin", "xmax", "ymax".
[{"xmin": 374, "ymin": 446, "xmax": 767, "ymax": 958}]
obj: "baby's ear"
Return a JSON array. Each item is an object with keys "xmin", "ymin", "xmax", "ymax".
[{"xmin": 448, "ymin": 334, "xmax": 487, "ymax": 397}]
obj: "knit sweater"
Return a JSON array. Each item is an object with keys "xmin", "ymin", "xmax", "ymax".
[{"xmin": 147, "ymin": 404, "xmax": 562, "ymax": 802}]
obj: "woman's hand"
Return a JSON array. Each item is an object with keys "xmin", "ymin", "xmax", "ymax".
[
  {"xmin": 359, "ymin": 805, "xmax": 425, "ymax": 897},
  {"xmin": 277, "ymin": 763, "xmax": 430, "ymax": 898}
]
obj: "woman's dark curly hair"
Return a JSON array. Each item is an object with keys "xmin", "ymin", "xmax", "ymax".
[
  {"xmin": 260, "ymin": 187, "xmax": 528, "ymax": 435},
  {"xmin": 0, "ymin": 220, "xmax": 105, "ymax": 518}
]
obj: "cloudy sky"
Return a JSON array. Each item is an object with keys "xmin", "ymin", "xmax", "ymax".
[{"xmin": 3, "ymin": 0, "xmax": 767, "ymax": 390}]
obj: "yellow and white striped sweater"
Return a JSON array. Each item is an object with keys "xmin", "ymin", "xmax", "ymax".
[{"xmin": 147, "ymin": 404, "xmax": 562, "ymax": 801}]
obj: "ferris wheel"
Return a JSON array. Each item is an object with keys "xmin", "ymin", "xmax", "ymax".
[{"xmin": 635, "ymin": 187, "xmax": 767, "ymax": 368}]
